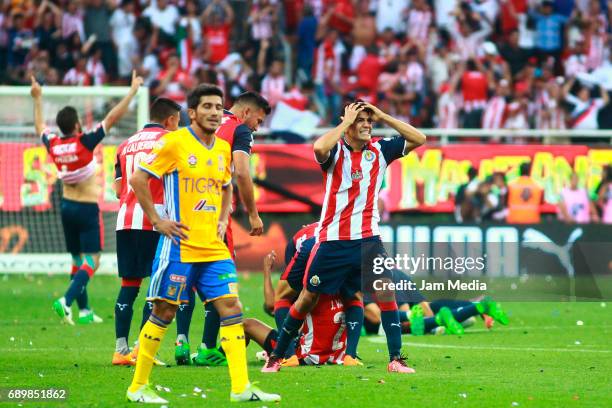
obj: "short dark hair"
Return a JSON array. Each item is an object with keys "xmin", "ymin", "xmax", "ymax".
[
  {"xmin": 345, "ymin": 99, "xmax": 374, "ymax": 116},
  {"xmin": 467, "ymin": 166, "xmax": 478, "ymax": 179},
  {"xmin": 150, "ymin": 97, "xmax": 181, "ymax": 123},
  {"xmin": 234, "ymin": 91, "xmax": 271, "ymax": 115},
  {"xmin": 520, "ymin": 162, "xmax": 531, "ymax": 176},
  {"xmin": 56, "ymin": 106, "xmax": 79, "ymax": 136},
  {"xmin": 187, "ymin": 84, "xmax": 224, "ymax": 110}
]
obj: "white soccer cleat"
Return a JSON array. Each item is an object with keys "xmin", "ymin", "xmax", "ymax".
[
  {"xmin": 52, "ymin": 297, "xmax": 74, "ymax": 325},
  {"xmin": 230, "ymin": 383, "xmax": 281, "ymax": 402},
  {"xmin": 126, "ymin": 385, "xmax": 168, "ymax": 404},
  {"xmin": 78, "ymin": 309, "xmax": 103, "ymax": 324}
]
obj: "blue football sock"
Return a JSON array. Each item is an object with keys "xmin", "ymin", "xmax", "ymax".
[
  {"xmin": 429, "ymin": 300, "xmax": 472, "ymax": 313},
  {"xmin": 175, "ymin": 289, "xmax": 195, "ymax": 342},
  {"xmin": 115, "ymin": 286, "xmax": 139, "ymax": 340},
  {"xmin": 380, "ymin": 308, "xmax": 402, "ymax": 360},
  {"xmin": 140, "ymin": 301, "xmax": 153, "ymax": 330},
  {"xmin": 345, "ymin": 305, "xmax": 364, "ymax": 358},
  {"xmin": 64, "ymin": 269, "xmax": 90, "ymax": 307},
  {"xmin": 202, "ymin": 301, "xmax": 220, "ymax": 349},
  {"xmin": 272, "ymin": 308, "xmax": 304, "ymax": 358}
]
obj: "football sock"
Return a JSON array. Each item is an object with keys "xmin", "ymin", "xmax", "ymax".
[
  {"xmin": 398, "ymin": 310, "xmax": 410, "ymax": 322},
  {"xmin": 430, "ymin": 300, "xmax": 472, "ymax": 313},
  {"xmin": 272, "ymin": 306, "xmax": 305, "ymax": 358},
  {"xmin": 379, "ymin": 302, "xmax": 402, "ymax": 360},
  {"xmin": 175, "ymin": 289, "xmax": 195, "ymax": 342},
  {"xmin": 273, "ymin": 299, "xmax": 295, "ymax": 358},
  {"xmin": 64, "ymin": 269, "xmax": 90, "ymax": 307},
  {"xmin": 424, "ymin": 316, "xmax": 439, "ymax": 332},
  {"xmin": 452, "ymin": 303, "xmax": 480, "ymax": 322},
  {"xmin": 140, "ymin": 301, "xmax": 153, "ymax": 330},
  {"xmin": 202, "ymin": 301, "xmax": 220, "ymax": 348},
  {"xmin": 129, "ymin": 314, "xmax": 169, "ymax": 393},
  {"xmin": 75, "ymin": 289, "xmax": 89, "ymax": 311},
  {"xmin": 116, "ymin": 337, "xmax": 129, "ymax": 355},
  {"xmin": 345, "ymin": 301, "xmax": 364, "ymax": 358},
  {"xmin": 115, "ymin": 284, "xmax": 140, "ymax": 344},
  {"xmin": 219, "ymin": 313, "xmax": 249, "ymax": 394}
]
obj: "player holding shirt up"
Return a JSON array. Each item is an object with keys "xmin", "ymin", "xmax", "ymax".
[
  {"xmin": 125, "ymin": 84, "xmax": 279, "ymax": 403},
  {"xmin": 111, "ymin": 98, "xmax": 181, "ymax": 366},
  {"xmin": 175, "ymin": 92, "xmax": 271, "ymax": 366},
  {"xmin": 262, "ymin": 101, "xmax": 426, "ymax": 374},
  {"xmin": 30, "ymin": 72, "xmax": 143, "ymax": 326}
]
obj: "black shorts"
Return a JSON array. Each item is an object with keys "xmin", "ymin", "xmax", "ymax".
[
  {"xmin": 60, "ymin": 198, "xmax": 102, "ymax": 254},
  {"xmin": 116, "ymin": 229, "xmax": 160, "ymax": 278},
  {"xmin": 281, "ymin": 237, "xmax": 315, "ymax": 292}
]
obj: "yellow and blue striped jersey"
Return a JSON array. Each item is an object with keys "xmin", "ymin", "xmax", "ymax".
[{"xmin": 139, "ymin": 126, "xmax": 232, "ymax": 263}]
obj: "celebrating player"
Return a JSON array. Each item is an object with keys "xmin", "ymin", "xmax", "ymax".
[
  {"xmin": 112, "ymin": 97, "xmax": 181, "ymax": 366},
  {"xmin": 30, "ymin": 71, "xmax": 143, "ymax": 325},
  {"xmin": 175, "ymin": 91, "xmax": 271, "ymax": 366},
  {"xmin": 262, "ymin": 101, "xmax": 426, "ymax": 374},
  {"xmin": 125, "ymin": 84, "xmax": 279, "ymax": 403}
]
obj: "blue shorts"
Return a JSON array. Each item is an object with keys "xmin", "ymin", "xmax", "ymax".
[
  {"xmin": 147, "ymin": 258, "xmax": 238, "ymax": 305},
  {"xmin": 116, "ymin": 230, "xmax": 160, "ymax": 279},
  {"xmin": 281, "ymin": 237, "xmax": 315, "ymax": 292},
  {"xmin": 304, "ymin": 236, "xmax": 388, "ymax": 296},
  {"xmin": 60, "ymin": 198, "xmax": 102, "ymax": 254}
]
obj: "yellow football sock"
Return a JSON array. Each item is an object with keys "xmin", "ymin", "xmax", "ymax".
[
  {"xmin": 220, "ymin": 322, "xmax": 249, "ymax": 394},
  {"xmin": 128, "ymin": 320, "xmax": 168, "ymax": 393}
]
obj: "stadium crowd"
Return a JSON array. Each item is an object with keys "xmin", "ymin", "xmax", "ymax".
[{"xmin": 2, "ymin": 0, "xmax": 612, "ymax": 134}]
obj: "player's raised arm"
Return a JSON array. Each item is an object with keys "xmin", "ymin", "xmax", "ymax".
[
  {"xmin": 313, "ymin": 102, "xmax": 365, "ymax": 163},
  {"xmin": 130, "ymin": 168, "xmax": 188, "ymax": 244},
  {"xmin": 262, "ymin": 250, "xmax": 276, "ymax": 314},
  {"xmin": 30, "ymin": 76, "xmax": 44, "ymax": 136},
  {"xmin": 363, "ymin": 102, "xmax": 426, "ymax": 153},
  {"xmin": 103, "ymin": 70, "xmax": 144, "ymax": 131}
]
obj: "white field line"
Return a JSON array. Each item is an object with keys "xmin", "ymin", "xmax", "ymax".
[{"xmin": 367, "ymin": 337, "xmax": 612, "ymax": 353}]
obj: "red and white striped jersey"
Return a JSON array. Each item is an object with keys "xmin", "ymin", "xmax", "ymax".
[
  {"xmin": 316, "ymin": 137, "xmax": 407, "ymax": 242},
  {"xmin": 297, "ymin": 294, "xmax": 346, "ymax": 365},
  {"xmin": 401, "ymin": 62, "xmax": 425, "ymax": 93},
  {"xmin": 482, "ymin": 96, "xmax": 507, "ymax": 129},
  {"xmin": 260, "ymin": 74, "xmax": 286, "ymax": 107},
  {"xmin": 115, "ymin": 124, "xmax": 167, "ymax": 231},
  {"xmin": 406, "ymin": 9, "xmax": 432, "ymax": 43},
  {"xmin": 437, "ymin": 92, "xmax": 459, "ymax": 129}
]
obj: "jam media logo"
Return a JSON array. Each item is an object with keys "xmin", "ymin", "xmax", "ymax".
[
  {"xmin": 188, "ymin": 154, "xmax": 198, "ymax": 168},
  {"xmin": 193, "ymin": 199, "xmax": 217, "ymax": 212},
  {"xmin": 363, "ymin": 150, "xmax": 375, "ymax": 162},
  {"xmin": 351, "ymin": 170, "xmax": 363, "ymax": 181}
]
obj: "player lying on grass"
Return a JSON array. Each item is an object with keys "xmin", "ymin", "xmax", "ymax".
[
  {"xmin": 31, "ymin": 72, "xmax": 142, "ymax": 326},
  {"xmin": 247, "ymin": 250, "xmax": 348, "ymax": 366},
  {"xmin": 125, "ymin": 84, "xmax": 279, "ymax": 403},
  {"xmin": 262, "ymin": 101, "xmax": 426, "ymax": 374},
  {"xmin": 111, "ymin": 97, "xmax": 181, "ymax": 366}
]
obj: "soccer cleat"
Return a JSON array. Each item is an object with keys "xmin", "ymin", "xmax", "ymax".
[
  {"xmin": 387, "ymin": 355, "xmax": 416, "ymax": 373},
  {"xmin": 255, "ymin": 350, "xmax": 268, "ymax": 361},
  {"xmin": 342, "ymin": 355, "xmax": 363, "ymax": 366},
  {"xmin": 281, "ymin": 355, "xmax": 300, "ymax": 367},
  {"xmin": 261, "ymin": 354, "xmax": 282, "ymax": 373},
  {"xmin": 193, "ymin": 346, "xmax": 228, "ymax": 366},
  {"xmin": 461, "ymin": 316, "xmax": 476, "ymax": 328},
  {"xmin": 483, "ymin": 314, "xmax": 494, "ymax": 329},
  {"xmin": 77, "ymin": 310, "xmax": 103, "ymax": 324},
  {"xmin": 435, "ymin": 307, "xmax": 464, "ymax": 335},
  {"xmin": 131, "ymin": 344, "xmax": 166, "ymax": 366},
  {"xmin": 174, "ymin": 341, "xmax": 191, "ymax": 365},
  {"xmin": 409, "ymin": 304, "xmax": 424, "ymax": 336},
  {"xmin": 230, "ymin": 382, "xmax": 281, "ymax": 402},
  {"xmin": 112, "ymin": 352, "xmax": 136, "ymax": 366},
  {"xmin": 126, "ymin": 384, "xmax": 168, "ymax": 404},
  {"xmin": 52, "ymin": 297, "xmax": 74, "ymax": 325},
  {"xmin": 480, "ymin": 296, "xmax": 509, "ymax": 325}
]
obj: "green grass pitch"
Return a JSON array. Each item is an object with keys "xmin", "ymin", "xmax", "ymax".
[{"xmin": 1, "ymin": 273, "xmax": 611, "ymax": 407}]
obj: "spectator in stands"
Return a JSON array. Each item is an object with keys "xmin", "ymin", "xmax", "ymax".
[
  {"xmin": 143, "ymin": 0, "xmax": 180, "ymax": 43},
  {"xmin": 260, "ymin": 59, "xmax": 285, "ymax": 108},
  {"xmin": 352, "ymin": 0, "xmax": 376, "ymax": 49},
  {"xmin": 248, "ymin": 0, "xmax": 278, "ymax": 75},
  {"xmin": 62, "ymin": 1, "xmax": 85, "ymax": 42},
  {"xmin": 63, "ymin": 54, "xmax": 90, "ymax": 86},
  {"xmin": 203, "ymin": 0, "xmax": 234, "ymax": 65},
  {"xmin": 597, "ymin": 166, "xmax": 612, "ymax": 224},
  {"xmin": 375, "ymin": 0, "xmax": 409, "ymax": 34},
  {"xmin": 563, "ymin": 76, "xmax": 610, "ymax": 131},
  {"xmin": 455, "ymin": 166, "xmax": 479, "ymax": 223},
  {"xmin": 110, "ymin": 0, "xmax": 136, "ymax": 83},
  {"xmin": 459, "ymin": 59, "xmax": 490, "ymax": 128},
  {"xmin": 499, "ymin": 29, "xmax": 529, "ymax": 77},
  {"xmin": 296, "ymin": 4, "xmax": 317, "ymax": 84},
  {"xmin": 7, "ymin": 11, "xmax": 34, "ymax": 68},
  {"xmin": 84, "ymin": 0, "xmax": 115, "ymax": 79},
  {"xmin": 150, "ymin": 53, "xmax": 193, "ymax": 106},
  {"xmin": 482, "ymin": 79, "xmax": 509, "ymax": 132},
  {"xmin": 507, "ymin": 162, "xmax": 542, "ymax": 224},
  {"xmin": 530, "ymin": 0, "xmax": 568, "ymax": 75},
  {"xmin": 558, "ymin": 172, "xmax": 599, "ymax": 224},
  {"xmin": 405, "ymin": 0, "xmax": 432, "ymax": 46},
  {"xmin": 34, "ymin": 0, "xmax": 61, "ymax": 54}
]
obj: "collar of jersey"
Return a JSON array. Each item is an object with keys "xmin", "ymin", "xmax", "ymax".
[
  {"xmin": 187, "ymin": 126, "xmax": 216, "ymax": 150},
  {"xmin": 143, "ymin": 122, "xmax": 164, "ymax": 129},
  {"xmin": 342, "ymin": 137, "xmax": 370, "ymax": 152}
]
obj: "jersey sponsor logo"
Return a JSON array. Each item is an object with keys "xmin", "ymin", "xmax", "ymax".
[
  {"xmin": 193, "ymin": 199, "xmax": 217, "ymax": 212},
  {"xmin": 182, "ymin": 177, "xmax": 223, "ymax": 194},
  {"xmin": 188, "ymin": 154, "xmax": 198, "ymax": 168},
  {"xmin": 310, "ymin": 275, "xmax": 320, "ymax": 287},
  {"xmin": 363, "ymin": 150, "xmax": 375, "ymax": 162},
  {"xmin": 351, "ymin": 170, "xmax": 363, "ymax": 181},
  {"xmin": 169, "ymin": 274, "xmax": 186, "ymax": 283}
]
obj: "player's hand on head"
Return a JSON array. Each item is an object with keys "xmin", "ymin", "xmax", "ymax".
[
  {"xmin": 130, "ymin": 70, "xmax": 144, "ymax": 90},
  {"xmin": 249, "ymin": 214, "xmax": 264, "ymax": 236},
  {"xmin": 362, "ymin": 102, "xmax": 385, "ymax": 121},
  {"xmin": 30, "ymin": 75, "xmax": 42, "ymax": 98},
  {"xmin": 154, "ymin": 219, "xmax": 189, "ymax": 244},
  {"xmin": 341, "ymin": 102, "xmax": 365, "ymax": 125}
]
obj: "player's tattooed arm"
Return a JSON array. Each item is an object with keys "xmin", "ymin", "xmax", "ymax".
[
  {"xmin": 218, "ymin": 184, "xmax": 232, "ymax": 239},
  {"xmin": 30, "ymin": 76, "xmax": 44, "ymax": 136},
  {"xmin": 313, "ymin": 102, "xmax": 365, "ymax": 163},
  {"xmin": 130, "ymin": 168, "xmax": 189, "ymax": 244},
  {"xmin": 363, "ymin": 102, "xmax": 426, "ymax": 154}
]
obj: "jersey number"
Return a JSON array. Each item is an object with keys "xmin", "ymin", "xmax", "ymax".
[{"xmin": 124, "ymin": 152, "xmax": 149, "ymax": 192}]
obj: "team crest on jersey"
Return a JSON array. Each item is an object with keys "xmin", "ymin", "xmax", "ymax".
[
  {"xmin": 310, "ymin": 275, "xmax": 320, "ymax": 287},
  {"xmin": 218, "ymin": 154, "xmax": 225, "ymax": 172},
  {"xmin": 363, "ymin": 150, "xmax": 375, "ymax": 162},
  {"xmin": 188, "ymin": 154, "xmax": 198, "ymax": 168},
  {"xmin": 207, "ymin": 158, "xmax": 213, "ymax": 166},
  {"xmin": 166, "ymin": 285, "xmax": 178, "ymax": 297},
  {"xmin": 351, "ymin": 170, "xmax": 363, "ymax": 181}
]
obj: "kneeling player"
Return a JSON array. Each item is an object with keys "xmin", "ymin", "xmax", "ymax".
[{"xmin": 112, "ymin": 98, "xmax": 181, "ymax": 365}]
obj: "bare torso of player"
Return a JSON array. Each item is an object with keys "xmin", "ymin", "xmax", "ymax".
[{"xmin": 62, "ymin": 174, "xmax": 99, "ymax": 203}]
